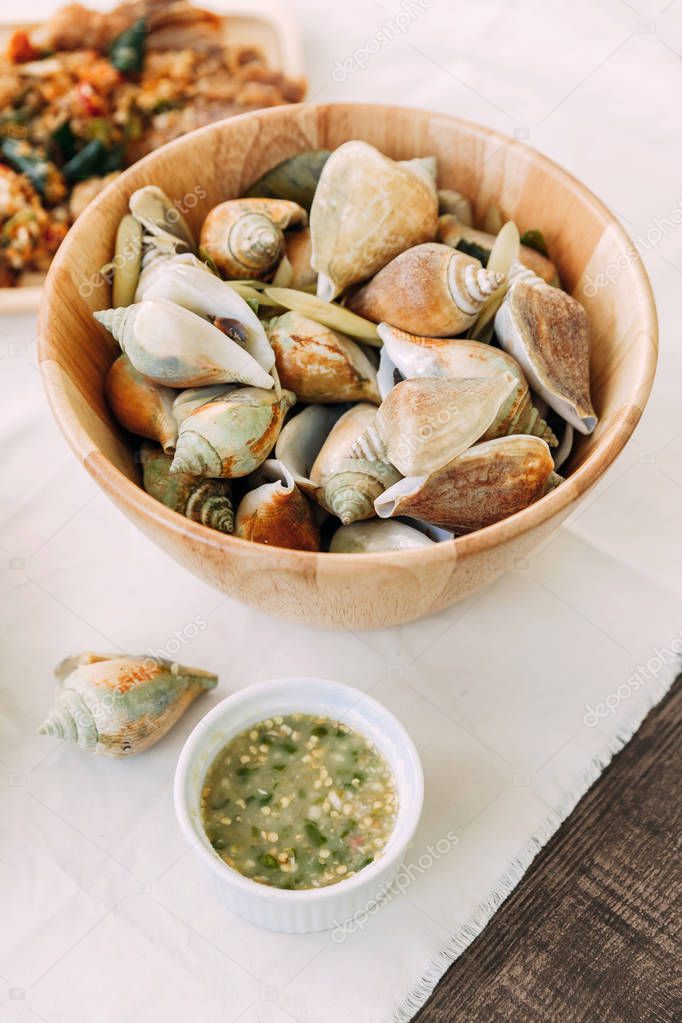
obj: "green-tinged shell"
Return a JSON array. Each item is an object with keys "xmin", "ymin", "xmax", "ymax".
[
  {"xmin": 330, "ymin": 520, "xmax": 435, "ymax": 553},
  {"xmin": 38, "ymin": 653, "xmax": 217, "ymax": 757},
  {"xmin": 143, "ymin": 260, "xmax": 275, "ymax": 376},
  {"xmin": 244, "ymin": 150, "xmax": 332, "ymax": 210},
  {"xmin": 319, "ymin": 461, "xmax": 401, "ymax": 524},
  {"xmin": 112, "ymin": 214, "xmax": 143, "ymax": 308},
  {"xmin": 94, "ymin": 299, "xmax": 274, "ymax": 390},
  {"xmin": 172, "ymin": 385, "xmax": 236, "ymax": 426},
  {"xmin": 141, "ymin": 444, "xmax": 234, "ymax": 533},
  {"xmin": 309, "ymin": 404, "xmax": 400, "ymax": 524},
  {"xmin": 171, "ymin": 387, "xmax": 296, "ymax": 478}
]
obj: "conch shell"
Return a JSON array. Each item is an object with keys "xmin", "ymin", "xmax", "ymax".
[
  {"xmin": 171, "ymin": 386, "xmax": 296, "ymax": 478},
  {"xmin": 141, "ymin": 444, "xmax": 234, "ymax": 533},
  {"xmin": 127, "ymin": 184, "xmax": 198, "ymax": 302},
  {"xmin": 329, "ymin": 519, "xmax": 435, "ymax": 553},
  {"xmin": 143, "ymin": 261, "xmax": 275, "ymax": 379},
  {"xmin": 310, "ymin": 404, "xmax": 401, "ymax": 524},
  {"xmin": 350, "ymin": 374, "xmax": 517, "ymax": 477},
  {"xmin": 284, "ymin": 228, "xmax": 316, "ymax": 290},
  {"xmin": 376, "ymin": 325, "xmax": 557, "ymax": 446},
  {"xmin": 38, "ymin": 652, "xmax": 217, "ymax": 757},
  {"xmin": 274, "ymin": 404, "xmax": 347, "ymax": 494},
  {"xmin": 267, "ymin": 311, "xmax": 380, "ymax": 404},
  {"xmin": 94, "ymin": 299, "xmax": 274, "ymax": 390},
  {"xmin": 348, "ymin": 243, "xmax": 504, "ymax": 337},
  {"xmin": 235, "ymin": 460, "xmax": 319, "ymax": 551},
  {"xmin": 172, "ymin": 385, "xmax": 236, "ymax": 426},
  {"xmin": 244, "ymin": 150, "xmax": 331, "ymax": 210},
  {"xmin": 310, "ymin": 141, "xmax": 439, "ymax": 300},
  {"xmin": 375, "ymin": 435, "xmax": 555, "ymax": 531},
  {"xmin": 437, "ymin": 216, "xmax": 559, "ymax": 285},
  {"xmin": 106, "ymin": 355, "xmax": 178, "ymax": 452},
  {"xmin": 129, "ymin": 185, "xmax": 195, "ymax": 251},
  {"xmin": 494, "ymin": 273, "xmax": 597, "ymax": 434},
  {"xmin": 199, "ymin": 198, "xmax": 307, "ymax": 280}
]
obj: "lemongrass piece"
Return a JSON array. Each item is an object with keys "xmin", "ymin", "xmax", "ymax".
[
  {"xmin": 112, "ymin": 214, "xmax": 143, "ymax": 308},
  {"xmin": 264, "ymin": 287, "xmax": 380, "ymax": 345},
  {"xmin": 225, "ymin": 281, "xmax": 282, "ymax": 308}
]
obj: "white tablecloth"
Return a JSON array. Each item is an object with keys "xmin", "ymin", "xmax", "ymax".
[{"xmin": 2, "ymin": 1, "xmax": 681, "ymax": 1021}]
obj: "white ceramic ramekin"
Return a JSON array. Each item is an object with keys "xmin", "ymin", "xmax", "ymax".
[{"xmin": 174, "ymin": 676, "xmax": 424, "ymax": 933}]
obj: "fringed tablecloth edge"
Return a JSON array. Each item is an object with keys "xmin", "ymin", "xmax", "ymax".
[{"xmin": 394, "ymin": 658, "xmax": 681, "ymax": 1023}]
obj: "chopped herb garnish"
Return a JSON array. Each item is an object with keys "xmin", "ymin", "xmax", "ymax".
[{"xmin": 304, "ymin": 820, "xmax": 327, "ymax": 847}]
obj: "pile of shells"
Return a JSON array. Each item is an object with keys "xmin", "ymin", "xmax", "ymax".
[{"xmin": 93, "ymin": 143, "xmax": 597, "ymax": 554}]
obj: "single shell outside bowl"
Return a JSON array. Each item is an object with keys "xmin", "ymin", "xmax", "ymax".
[{"xmin": 37, "ymin": 103, "xmax": 658, "ymax": 630}]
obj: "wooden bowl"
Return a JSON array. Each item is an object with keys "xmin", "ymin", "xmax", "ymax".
[{"xmin": 37, "ymin": 103, "xmax": 658, "ymax": 629}]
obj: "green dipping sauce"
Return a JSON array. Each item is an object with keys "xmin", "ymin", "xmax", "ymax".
[{"xmin": 200, "ymin": 713, "xmax": 397, "ymax": 890}]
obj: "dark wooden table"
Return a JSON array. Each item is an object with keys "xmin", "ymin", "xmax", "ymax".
[{"xmin": 415, "ymin": 678, "xmax": 681, "ymax": 1023}]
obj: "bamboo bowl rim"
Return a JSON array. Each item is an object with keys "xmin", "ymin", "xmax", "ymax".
[{"xmin": 38, "ymin": 102, "xmax": 659, "ymax": 568}]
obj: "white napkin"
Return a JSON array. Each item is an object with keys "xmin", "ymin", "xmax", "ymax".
[{"xmin": 2, "ymin": 1, "xmax": 682, "ymax": 1021}]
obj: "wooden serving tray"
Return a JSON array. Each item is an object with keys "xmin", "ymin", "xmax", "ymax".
[{"xmin": 0, "ymin": 1, "xmax": 304, "ymax": 315}]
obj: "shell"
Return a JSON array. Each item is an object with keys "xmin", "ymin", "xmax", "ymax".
[
  {"xmin": 129, "ymin": 185, "xmax": 196, "ymax": 250},
  {"xmin": 264, "ymin": 287, "xmax": 380, "ymax": 345},
  {"xmin": 348, "ymin": 243, "xmax": 504, "ymax": 337},
  {"xmin": 172, "ymin": 384, "xmax": 236, "ymax": 426},
  {"xmin": 466, "ymin": 222, "xmax": 521, "ymax": 341},
  {"xmin": 374, "ymin": 435, "xmax": 555, "ymax": 531},
  {"xmin": 310, "ymin": 404, "xmax": 401, "ymax": 524},
  {"xmin": 267, "ymin": 311, "xmax": 380, "ymax": 404},
  {"xmin": 105, "ymin": 355, "xmax": 178, "ymax": 452},
  {"xmin": 377, "ymin": 344, "xmax": 402, "ymax": 399},
  {"xmin": 112, "ymin": 214, "xmax": 143, "ymax": 307},
  {"xmin": 235, "ymin": 460, "xmax": 319, "ymax": 551},
  {"xmin": 329, "ymin": 519, "xmax": 435, "ymax": 553},
  {"xmin": 437, "ymin": 215, "xmax": 559, "ymax": 284},
  {"xmin": 143, "ymin": 260, "xmax": 275, "ymax": 378},
  {"xmin": 494, "ymin": 274, "xmax": 598, "ymax": 434},
  {"xmin": 134, "ymin": 243, "xmax": 207, "ymax": 302},
  {"xmin": 94, "ymin": 299, "xmax": 274, "ymax": 390},
  {"xmin": 141, "ymin": 444, "xmax": 234, "ymax": 533},
  {"xmin": 199, "ymin": 198, "xmax": 307, "ymax": 280},
  {"xmin": 437, "ymin": 190, "xmax": 473, "ymax": 225},
  {"xmin": 350, "ymin": 374, "xmax": 517, "ymax": 477},
  {"xmin": 171, "ymin": 386, "xmax": 296, "ymax": 478},
  {"xmin": 376, "ymin": 325, "xmax": 557, "ymax": 446},
  {"xmin": 553, "ymin": 420, "xmax": 574, "ymax": 471},
  {"xmin": 244, "ymin": 150, "xmax": 331, "ymax": 210},
  {"xmin": 310, "ymin": 141, "xmax": 439, "ymax": 300},
  {"xmin": 274, "ymin": 404, "xmax": 347, "ymax": 495},
  {"xmin": 284, "ymin": 228, "xmax": 316, "ymax": 290},
  {"xmin": 38, "ymin": 652, "xmax": 217, "ymax": 757}
]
